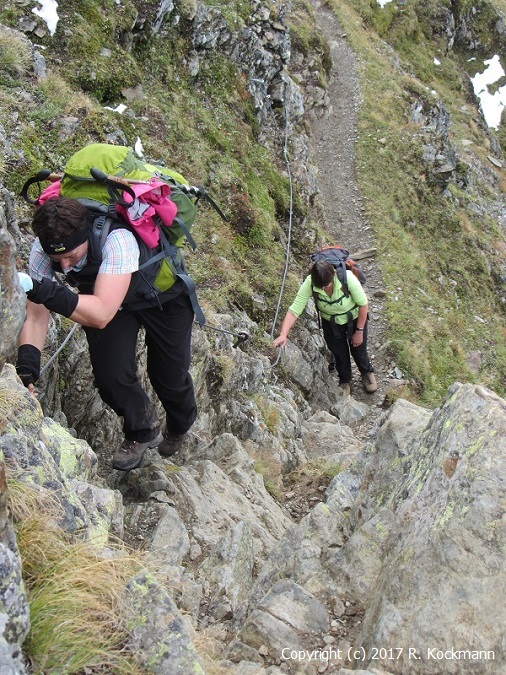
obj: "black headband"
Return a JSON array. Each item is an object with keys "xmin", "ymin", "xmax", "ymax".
[{"xmin": 38, "ymin": 222, "xmax": 89, "ymax": 255}]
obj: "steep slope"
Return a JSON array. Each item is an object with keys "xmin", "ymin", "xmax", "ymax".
[
  {"xmin": 309, "ymin": 0, "xmax": 390, "ymax": 407},
  {"xmin": 1, "ymin": 1, "xmax": 506, "ymax": 672}
]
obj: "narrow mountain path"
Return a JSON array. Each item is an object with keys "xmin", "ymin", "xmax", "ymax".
[{"xmin": 309, "ymin": 0, "xmax": 394, "ymax": 423}]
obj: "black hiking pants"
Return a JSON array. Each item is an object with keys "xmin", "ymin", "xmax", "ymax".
[
  {"xmin": 84, "ymin": 292, "xmax": 197, "ymax": 443},
  {"xmin": 322, "ymin": 316, "xmax": 374, "ymax": 385}
]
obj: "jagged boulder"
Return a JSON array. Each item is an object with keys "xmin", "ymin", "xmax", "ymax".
[
  {"xmin": 0, "ymin": 196, "xmax": 25, "ymax": 370},
  {"xmin": 126, "ymin": 571, "xmax": 205, "ymax": 675},
  {"xmin": 230, "ymin": 386, "xmax": 505, "ymax": 673},
  {"xmin": 355, "ymin": 383, "xmax": 506, "ymax": 673},
  {"xmin": 0, "ymin": 364, "xmax": 123, "ymax": 544}
]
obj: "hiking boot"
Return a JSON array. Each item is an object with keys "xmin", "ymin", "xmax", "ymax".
[
  {"xmin": 158, "ymin": 430, "xmax": 186, "ymax": 458},
  {"xmin": 112, "ymin": 431, "xmax": 163, "ymax": 471},
  {"xmin": 362, "ymin": 372, "xmax": 378, "ymax": 394},
  {"xmin": 338, "ymin": 382, "xmax": 351, "ymax": 396}
]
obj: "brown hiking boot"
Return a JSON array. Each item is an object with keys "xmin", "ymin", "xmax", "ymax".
[
  {"xmin": 338, "ymin": 382, "xmax": 351, "ymax": 396},
  {"xmin": 362, "ymin": 372, "xmax": 378, "ymax": 394},
  {"xmin": 158, "ymin": 430, "xmax": 187, "ymax": 458},
  {"xmin": 112, "ymin": 431, "xmax": 163, "ymax": 471}
]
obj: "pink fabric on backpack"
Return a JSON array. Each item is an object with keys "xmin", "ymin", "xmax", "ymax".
[
  {"xmin": 34, "ymin": 178, "xmax": 178, "ymax": 249},
  {"xmin": 116, "ymin": 179, "xmax": 178, "ymax": 248},
  {"xmin": 37, "ymin": 181, "xmax": 62, "ymax": 205}
]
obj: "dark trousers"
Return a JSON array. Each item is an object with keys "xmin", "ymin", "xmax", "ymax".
[
  {"xmin": 84, "ymin": 293, "xmax": 196, "ymax": 442},
  {"xmin": 322, "ymin": 317, "xmax": 374, "ymax": 384}
]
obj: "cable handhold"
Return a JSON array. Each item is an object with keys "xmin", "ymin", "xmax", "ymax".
[
  {"xmin": 232, "ymin": 331, "xmax": 249, "ymax": 348},
  {"xmin": 270, "ymin": 346, "xmax": 283, "ymax": 368},
  {"xmin": 194, "ymin": 321, "xmax": 249, "ymax": 347}
]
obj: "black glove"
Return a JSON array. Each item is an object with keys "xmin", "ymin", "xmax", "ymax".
[
  {"xmin": 27, "ymin": 278, "xmax": 79, "ymax": 318},
  {"xmin": 16, "ymin": 344, "xmax": 41, "ymax": 387}
]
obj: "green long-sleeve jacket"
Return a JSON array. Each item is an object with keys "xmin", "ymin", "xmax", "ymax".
[{"xmin": 288, "ymin": 271, "xmax": 367, "ymax": 325}]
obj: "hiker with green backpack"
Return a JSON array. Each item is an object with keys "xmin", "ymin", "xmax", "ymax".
[
  {"xmin": 273, "ymin": 251, "xmax": 377, "ymax": 395},
  {"xmin": 15, "ymin": 143, "xmax": 225, "ymax": 470}
]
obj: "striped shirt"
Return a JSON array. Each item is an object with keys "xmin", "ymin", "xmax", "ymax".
[{"xmin": 29, "ymin": 229, "xmax": 140, "ymax": 281}]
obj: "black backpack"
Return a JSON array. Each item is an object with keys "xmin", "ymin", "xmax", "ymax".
[{"xmin": 310, "ymin": 245, "xmax": 366, "ymax": 297}]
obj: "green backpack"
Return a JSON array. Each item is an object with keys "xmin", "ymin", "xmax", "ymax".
[
  {"xmin": 21, "ymin": 143, "xmax": 227, "ymax": 322},
  {"xmin": 61, "ymin": 143, "xmax": 197, "ymax": 248}
]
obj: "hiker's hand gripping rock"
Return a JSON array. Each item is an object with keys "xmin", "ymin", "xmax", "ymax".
[
  {"xmin": 273, "ymin": 311, "xmax": 298, "ymax": 349},
  {"xmin": 16, "ymin": 344, "xmax": 41, "ymax": 390}
]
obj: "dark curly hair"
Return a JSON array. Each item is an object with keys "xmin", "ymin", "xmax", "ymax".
[{"xmin": 32, "ymin": 197, "xmax": 93, "ymax": 240}]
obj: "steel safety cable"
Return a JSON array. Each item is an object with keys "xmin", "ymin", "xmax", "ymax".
[
  {"xmin": 40, "ymin": 322, "xmax": 79, "ymax": 376},
  {"xmin": 270, "ymin": 100, "xmax": 294, "ymax": 340},
  {"xmin": 251, "ymin": 80, "xmax": 294, "ymax": 371}
]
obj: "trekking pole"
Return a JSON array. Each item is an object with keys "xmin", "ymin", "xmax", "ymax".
[
  {"xmin": 20, "ymin": 170, "xmax": 62, "ymax": 203},
  {"xmin": 180, "ymin": 185, "xmax": 228, "ymax": 222}
]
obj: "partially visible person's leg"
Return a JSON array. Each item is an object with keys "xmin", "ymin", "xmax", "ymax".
[
  {"xmin": 322, "ymin": 319, "xmax": 352, "ymax": 387},
  {"xmin": 349, "ymin": 320, "xmax": 374, "ymax": 374},
  {"xmin": 349, "ymin": 320, "xmax": 377, "ymax": 393},
  {"xmin": 141, "ymin": 293, "xmax": 197, "ymax": 437},
  {"xmin": 84, "ymin": 310, "xmax": 160, "ymax": 442}
]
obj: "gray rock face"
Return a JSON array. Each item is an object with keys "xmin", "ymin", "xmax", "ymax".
[
  {"xmin": 126, "ymin": 571, "xmax": 204, "ymax": 675},
  {"xmin": 2, "ymin": 357, "xmax": 506, "ymax": 673},
  {"xmin": 0, "ymin": 462, "xmax": 29, "ymax": 675},
  {"xmin": 238, "ymin": 579, "xmax": 329, "ymax": 657},
  {"xmin": 0, "ymin": 200, "xmax": 25, "ymax": 371},
  {"xmin": 0, "ymin": 544, "xmax": 29, "ymax": 674},
  {"xmin": 355, "ymin": 384, "xmax": 506, "ymax": 673},
  {"xmin": 226, "ymin": 385, "xmax": 505, "ymax": 673}
]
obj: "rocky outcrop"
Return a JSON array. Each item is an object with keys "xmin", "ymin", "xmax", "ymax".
[
  {"xmin": 0, "ymin": 349, "xmax": 365, "ymax": 672},
  {"xmin": 224, "ymin": 384, "xmax": 505, "ymax": 673},
  {"xmin": 411, "ymin": 95, "xmax": 457, "ymax": 190},
  {"xmin": 0, "ymin": 198, "xmax": 25, "ymax": 371},
  {"xmin": 356, "ymin": 384, "xmax": 506, "ymax": 674},
  {"xmin": 1, "ymin": 345, "xmax": 505, "ymax": 673}
]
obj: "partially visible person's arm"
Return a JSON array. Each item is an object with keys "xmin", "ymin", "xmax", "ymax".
[
  {"xmin": 69, "ymin": 229, "xmax": 137, "ymax": 328},
  {"xmin": 273, "ymin": 275, "xmax": 313, "ymax": 347},
  {"xmin": 273, "ymin": 310, "xmax": 298, "ymax": 348},
  {"xmin": 19, "ymin": 301, "xmax": 50, "ymax": 351},
  {"xmin": 17, "ymin": 302, "xmax": 51, "ymax": 393},
  {"xmin": 347, "ymin": 272, "xmax": 369, "ymax": 347},
  {"xmin": 351, "ymin": 303, "xmax": 368, "ymax": 347},
  {"xmin": 66, "ymin": 272, "xmax": 132, "ymax": 328}
]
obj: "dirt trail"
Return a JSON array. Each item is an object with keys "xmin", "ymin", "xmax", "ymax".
[{"xmin": 309, "ymin": 0, "xmax": 392, "ymax": 419}]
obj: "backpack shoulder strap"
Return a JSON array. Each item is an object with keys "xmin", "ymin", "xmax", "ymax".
[
  {"xmin": 137, "ymin": 227, "xmax": 206, "ymax": 326},
  {"xmin": 88, "ymin": 206, "xmax": 116, "ymax": 259},
  {"xmin": 172, "ymin": 215, "xmax": 197, "ymax": 250},
  {"xmin": 334, "ymin": 261, "xmax": 349, "ymax": 297}
]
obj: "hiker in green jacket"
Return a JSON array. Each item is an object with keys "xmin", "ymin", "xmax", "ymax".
[{"xmin": 273, "ymin": 260, "xmax": 377, "ymax": 395}]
